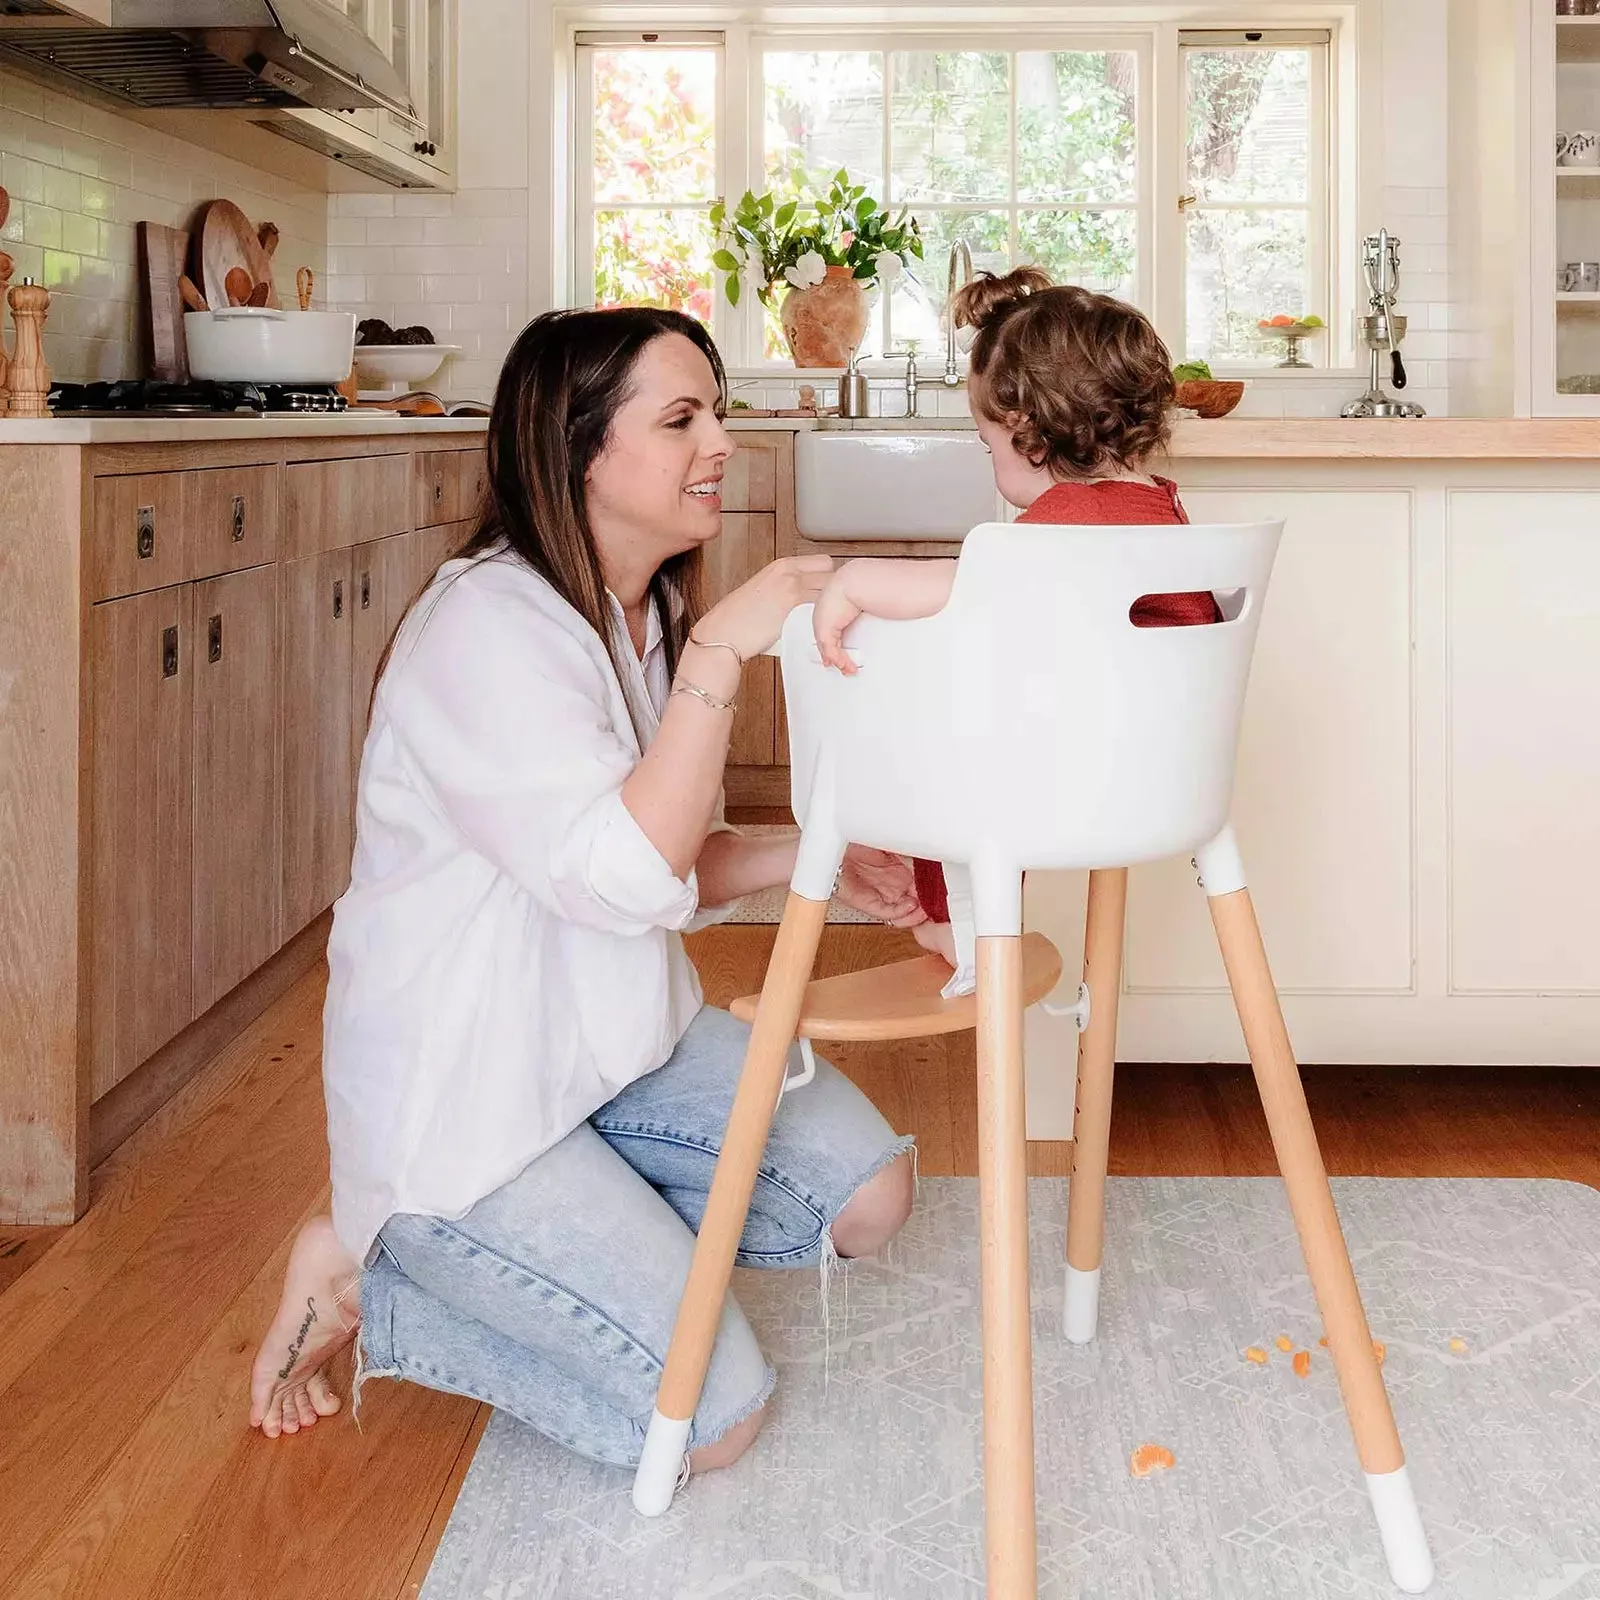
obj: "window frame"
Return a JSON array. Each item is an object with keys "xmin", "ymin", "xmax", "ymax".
[{"xmin": 564, "ymin": 14, "xmax": 1355, "ymax": 376}]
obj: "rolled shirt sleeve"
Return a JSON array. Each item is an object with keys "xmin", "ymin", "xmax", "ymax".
[{"xmin": 386, "ymin": 568, "xmax": 701, "ymax": 936}]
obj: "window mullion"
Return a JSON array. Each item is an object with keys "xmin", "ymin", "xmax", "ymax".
[
  {"xmin": 723, "ymin": 24, "xmax": 750, "ymax": 364},
  {"xmin": 882, "ymin": 40, "xmax": 894, "ymax": 356}
]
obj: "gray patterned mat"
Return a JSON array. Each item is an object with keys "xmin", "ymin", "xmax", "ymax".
[{"xmin": 419, "ymin": 1177, "xmax": 1600, "ymax": 1600}]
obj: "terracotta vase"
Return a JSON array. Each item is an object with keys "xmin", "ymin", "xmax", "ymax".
[{"xmin": 780, "ymin": 265, "xmax": 869, "ymax": 367}]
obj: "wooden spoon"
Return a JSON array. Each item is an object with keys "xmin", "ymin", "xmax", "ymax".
[
  {"xmin": 257, "ymin": 221, "xmax": 280, "ymax": 259},
  {"xmin": 246, "ymin": 280, "xmax": 271, "ymax": 307},
  {"xmin": 296, "ymin": 266, "xmax": 314, "ymax": 312},
  {"xmin": 224, "ymin": 266, "xmax": 252, "ymax": 307},
  {"xmin": 178, "ymin": 274, "xmax": 209, "ymax": 311}
]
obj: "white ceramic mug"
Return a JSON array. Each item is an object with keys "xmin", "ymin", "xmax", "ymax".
[
  {"xmin": 1559, "ymin": 130, "xmax": 1600, "ymax": 166},
  {"xmin": 1558, "ymin": 132, "xmax": 1572, "ymax": 162}
]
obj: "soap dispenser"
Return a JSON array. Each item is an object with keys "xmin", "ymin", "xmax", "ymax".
[{"xmin": 837, "ymin": 348, "xmax": 869, "ymax": 418}]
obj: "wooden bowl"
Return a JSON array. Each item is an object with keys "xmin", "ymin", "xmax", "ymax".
[{"xmin": 1174, "ymin": 379, "xmax": 1245, "ymax": 418}]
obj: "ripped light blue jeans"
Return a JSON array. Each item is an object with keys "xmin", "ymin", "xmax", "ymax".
[{"xmin": 358, "ymin": 1005, "xmax": 913, "ymax": 1467}]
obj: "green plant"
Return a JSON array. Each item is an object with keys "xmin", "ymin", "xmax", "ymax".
[
  {"xmin": 1172, "ymin": 359, "xmax": 1214, "ymax": 383},
  {"xmin": 710, "ymin": 169, "xmax": 923, "ymax": 308}
]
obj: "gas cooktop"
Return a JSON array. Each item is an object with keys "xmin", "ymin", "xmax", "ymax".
[{"xmin": 48, "ymin": 380, "xmax": 350, "ymax": 416}]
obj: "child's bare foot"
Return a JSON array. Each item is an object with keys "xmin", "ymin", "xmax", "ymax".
[
  {"xmin": 250, "ymin": 1214, "xmax": 362, "ymax": 1438},
  {"xmin": 913, "ymin": 918, "xmax": 958, "ymax": 966}
]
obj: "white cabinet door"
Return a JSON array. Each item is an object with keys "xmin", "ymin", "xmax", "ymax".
[
  {"xmin": 1122, "ymin": 488, "xmax": 1416, "ymax": 996},
  {"xmin": 1447, "ymin": 490, "xmax": 1600, "ymax": 993}
]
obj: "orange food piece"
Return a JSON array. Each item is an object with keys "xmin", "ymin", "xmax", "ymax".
[
  {"xmin": 1130, "ymin": 1444, "xmax": 1176, "ymax": 1478},
  {"xmin": 1372, "ymin": 1340, "xmax": 1386, "ymax": 1366},
  {"xmin": 1449, "ymin": 1337, "xmax": 1468, "ymax": 1354},
  {"xmin": 1293, "ymin": 1349, "xmax": 1312, "ymax": 1378},
  {"xmin": 1270, "ymin": 314, "xmax": 1295, "ymax": 327},
  {"xmin": 1275, "ymin": 1335, "xmax": 1294, "ymax": 1352},
  {"xmin": 1318, "ymin": 1336, "xmax": 1329, "ymax": 1348},
  {"xmin": 1245, "ymin": 1346, "xmax": 1270, "ymax": 1365}
]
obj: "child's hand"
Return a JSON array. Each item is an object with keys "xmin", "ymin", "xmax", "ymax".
[{"xmin": 812, "ymin": 570, "xmax": 863, "ymax": 675}]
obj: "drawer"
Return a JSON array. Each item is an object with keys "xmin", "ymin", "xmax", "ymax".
[
  {"xmin": 415, "ymin": 450, "xmax": 463, "ymax": 528},
  {"xmin": 720, "ymin": 439, "xmax": 780, "ymax": 513},
  {"xmin": 185, "ymin": 464, "xmax": 279, "ymax": 577},
  {"xmin": 91, "ymin": 473, "xmax": 191, "ymax": 602},
  {"xmin": 457, "ymin": 447, "xmax": 489, "ymax": 523},
  {"xmin": 284, "ymin": 454, "xmax": 411, "ymax": 559}
]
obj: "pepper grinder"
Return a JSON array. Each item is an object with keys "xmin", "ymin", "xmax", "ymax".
[{"xmin": 7, "ymin": 276, "xmax": 52, "ymax": 419}]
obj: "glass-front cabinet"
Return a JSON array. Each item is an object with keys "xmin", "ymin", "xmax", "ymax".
[{"xmin": 326, "ymin": 0, "xmax": 456, "ymax": 185}]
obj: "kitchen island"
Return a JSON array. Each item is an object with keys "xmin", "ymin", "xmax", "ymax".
[{"xmin": 3, "ymin": 414, "xmax": 1597, "ymax": 1220}]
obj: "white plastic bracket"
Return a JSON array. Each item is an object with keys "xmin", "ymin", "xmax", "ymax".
[
  {"xmin": 1043, "ymin": 981, "xmax": 1093, "ymax": 1032},
  {"xmin": 781, "ymin": 1037, "xmax": 818, "ymax": 1097}
]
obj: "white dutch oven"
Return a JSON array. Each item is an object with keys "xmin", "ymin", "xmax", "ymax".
[{"xmin": 185, "ymin": 307, "xmax": 357, "ymax": 384}]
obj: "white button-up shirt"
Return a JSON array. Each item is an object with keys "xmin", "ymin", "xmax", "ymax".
[{"xmin": 324, "ymin": 546, "xmax": 728, "ymax": 1264}]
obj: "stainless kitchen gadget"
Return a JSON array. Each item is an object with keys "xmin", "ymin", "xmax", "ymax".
[{"xmin": 1342, "ymin": 229, "xmax": 1427, "ymax": 419}]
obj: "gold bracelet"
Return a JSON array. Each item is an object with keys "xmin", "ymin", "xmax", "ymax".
[
  {"xmin": 670, "ymin": 680, "xmax": 738, "ymax": 714},
  {"xmin": 686, "ymin": 633, "xmax": 745, "ymax": 668}
]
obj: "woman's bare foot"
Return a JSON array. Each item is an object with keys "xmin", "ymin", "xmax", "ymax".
[
  {"xmin": 250, "ymin": 1214, "xmax": 362, "ymax": 1438},
  {"xmin": 912, "ymin": 918, "xmax": 958, "ymax": 966}
]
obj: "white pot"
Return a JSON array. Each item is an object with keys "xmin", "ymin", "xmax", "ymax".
[{"xmin": 185, "ymin": 308, "xmax": 356, "ymax": 383}]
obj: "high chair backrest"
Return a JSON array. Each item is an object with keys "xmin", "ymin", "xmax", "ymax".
[{"xmin": 780, "ymin": 519, "xmax": 1283, "ymax": 875}]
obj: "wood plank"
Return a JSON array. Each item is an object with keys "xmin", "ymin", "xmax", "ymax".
[
  {"xmin": 86, "ymin": 584, "xmax": 195, "ymax": 1099},
  {"xmin": 0, "ymin": 1041, "xmax": 334, "ymax": 1594},
  {"xmin": 397, "ymin": 1405, "xmax": 492, "ymax": 1599},
  {"xmin": 89, "ymin": 920, "xmax": 328, "ymax": 1170},
  {"xmin": 414, "ymin": 449, "xmax": 462, "ymax": 528},
  {"xmin": 721, "ymin": 435, "xmax": 778, "ymax": 513},
  {"xmin": 192, "ymin": 565, "xmax": 281, "ymax": 1016},
  {"xmin": 136, "ymin": 221, "xmax": 189, "ymax": 385},
  {"xmin": 0, "ymin": 445, "xmax": 86, "ymax": 1223},
  {"xmin": 283, "ymin": 456, "xmax": 412, "ymax": 561}
]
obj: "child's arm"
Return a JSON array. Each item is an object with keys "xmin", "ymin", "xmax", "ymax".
[{"xmin": 812, "ymin": 558, "xmax": 958, "ymax": 675}]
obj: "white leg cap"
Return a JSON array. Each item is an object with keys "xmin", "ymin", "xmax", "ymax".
[
  {"xmin": 1366, "ymin": 1464, "xmax": 1435, "ymax": 1593},
  {"xmin": 1063, "ymin": 1264, "xmax": 1101, "ymax": 1345},
  {"xmin": 632, "ymin": 1409, "xmax": 692, "ymax": 1517}
]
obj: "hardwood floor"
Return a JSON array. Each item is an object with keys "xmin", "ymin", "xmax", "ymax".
[{"xmin": 3, "ymin": 925, "xmax": 1596, "ymax": 1598}]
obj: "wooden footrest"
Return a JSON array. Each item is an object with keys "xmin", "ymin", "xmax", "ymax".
[{"xmin": 729, "ymin": 931, "xmax": 1064, "ymax": 1042}]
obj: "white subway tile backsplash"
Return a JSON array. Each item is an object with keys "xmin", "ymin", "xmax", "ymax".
[{"xmin": 0, "ymin": 65, "xmax": 327, "ymax": 383}]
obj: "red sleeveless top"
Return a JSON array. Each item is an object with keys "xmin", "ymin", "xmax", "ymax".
[{"xmin": 911, "ymin": 475, "xmax": 1219, "ymax": 924}]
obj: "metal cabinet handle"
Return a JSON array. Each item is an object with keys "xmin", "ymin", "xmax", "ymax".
[
  {"xmin": 433, "ymin": 479, "xmax": 444, "ymax": 504},
  {"xmin": 360, "ymin": 570, "xmax": 371, "ymax": 610},
  {"xmin": 137, "ymin": 505, "xmax": 155, "ymax": 560},
  {"xmin": 231, "ymin": 494, "xmax": 246, "ymax": 542},
  {"xmin": 208, "ymin": 613, "xmax": 223, "ymax": 663},
  {"xmin": 333, "ymin": 579, "xmax": 344, "ymax": 619},
  {"xmin": 162, "ymin": 624, "xmax": 178, "ymax": 678}
]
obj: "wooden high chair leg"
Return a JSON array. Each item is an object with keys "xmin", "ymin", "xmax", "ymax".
[
  {"xmin": 632, "ymin": 891, "xmax": 831, "ymax": 1518},
  {"xmin": 1208, "ymin": 887, "xmax": 1435, "ymax": 1595},
  {"xmin": 1064, "ymin": 867, "xmax": 1127, "ymax": 1344},
  {"xmin": 975, "ymin": 934, "xmax": 1037, "ymax": 1599}
]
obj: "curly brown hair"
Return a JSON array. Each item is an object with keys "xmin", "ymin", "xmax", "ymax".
[{"xmin": 952, "ymin": 266, "xmax": 1175, "ymax": 477}]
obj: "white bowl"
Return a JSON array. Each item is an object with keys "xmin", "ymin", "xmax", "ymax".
[
  {"xmin": 185, "ymin": 308, "xmax": 355, "ymax": 383},
  {"xmin": 353, "ymin": 344, "xmax": 461, "ymax": 388}
]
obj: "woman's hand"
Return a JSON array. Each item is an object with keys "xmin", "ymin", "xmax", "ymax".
[
  {"xmin": 834, "ymin": 845, "xmax": 926, "ymax": 926},
  {"xmin": 696, "ymin": 554, "xmax": 835, "ymax": 662}
]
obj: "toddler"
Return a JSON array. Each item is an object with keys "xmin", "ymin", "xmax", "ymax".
[{"xmin": 811, "ymin": 266, "xmax": 1219, "ymax": 974}]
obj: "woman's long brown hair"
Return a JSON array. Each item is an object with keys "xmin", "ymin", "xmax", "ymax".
[{"xmin": 453, "ymin": 306, "xmax": 725, "ymax": 696}]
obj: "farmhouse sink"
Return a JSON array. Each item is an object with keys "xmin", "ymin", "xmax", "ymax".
[{"xmin": 794, "ymin": 428, "xmax": 1000, "ymax": 541}]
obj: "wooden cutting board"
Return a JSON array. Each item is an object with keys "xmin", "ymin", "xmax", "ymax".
[
  {"xmin": 194, "ymin": 198, "xmax": 279, "ymax": 312},
  {"xmin": 137, "ymin": 220, "xmax": 190, "ymax": 383}
]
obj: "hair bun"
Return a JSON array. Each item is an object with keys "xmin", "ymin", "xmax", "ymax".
[{"xmin": 950, "ymin": 265, "xmax": 1054, "ymax": 331}]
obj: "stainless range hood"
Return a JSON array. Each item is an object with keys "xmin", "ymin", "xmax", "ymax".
[{"xmin": 0, "ymin": 1, "xmax": 416, "ymax": 120}]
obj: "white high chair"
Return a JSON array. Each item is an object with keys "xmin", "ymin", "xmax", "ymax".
[{"xmin": 633, "ymin": 521, "xmax": 1434, "ymax": 1599}]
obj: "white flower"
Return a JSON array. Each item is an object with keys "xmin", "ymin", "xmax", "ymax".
[
  {"xmin": 872, "ymin": 250, "xmax": 903, "ymax": 285},
  {"xmin": 784, "ymin": 250, "xmax": 827, "ymax": 290}
]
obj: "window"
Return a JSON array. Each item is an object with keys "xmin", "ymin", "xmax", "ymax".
[
  {"xmin": 575, "ymin": 34, "xmax": 722, "ymax": 325},
  {"xmin": 1180, "ymin": 31, "xmax": 1330, "ymax": 366},
  {"xmin": 760, "ymin": 46, "xmax": 1142, "ymax": 359},
  {"xmin": 572, "ymin": 25, "xmax": 1335, "ymax": 372}
]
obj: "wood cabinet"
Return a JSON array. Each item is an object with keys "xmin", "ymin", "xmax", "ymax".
[
  {"xmin": 191, "ymin": 565, "xmax": 281, "ymax": 1016},
  {"xmin": 279, "ymin": 549, "xmax": 356, "ymax": 940},
  {"xmin": 86, "ymin": 585, "xmax": 194, "ymax": 1098}
]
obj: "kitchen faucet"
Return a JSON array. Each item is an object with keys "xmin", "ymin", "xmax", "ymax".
[{"xmin": 944, "ymin": 238, "xmax": 973, "ymax": 385}]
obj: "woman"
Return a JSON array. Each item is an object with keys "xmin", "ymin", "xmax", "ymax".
[{"xmin": 247, "ymin": 307, "xmax": 921, "ymax": 1482}]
